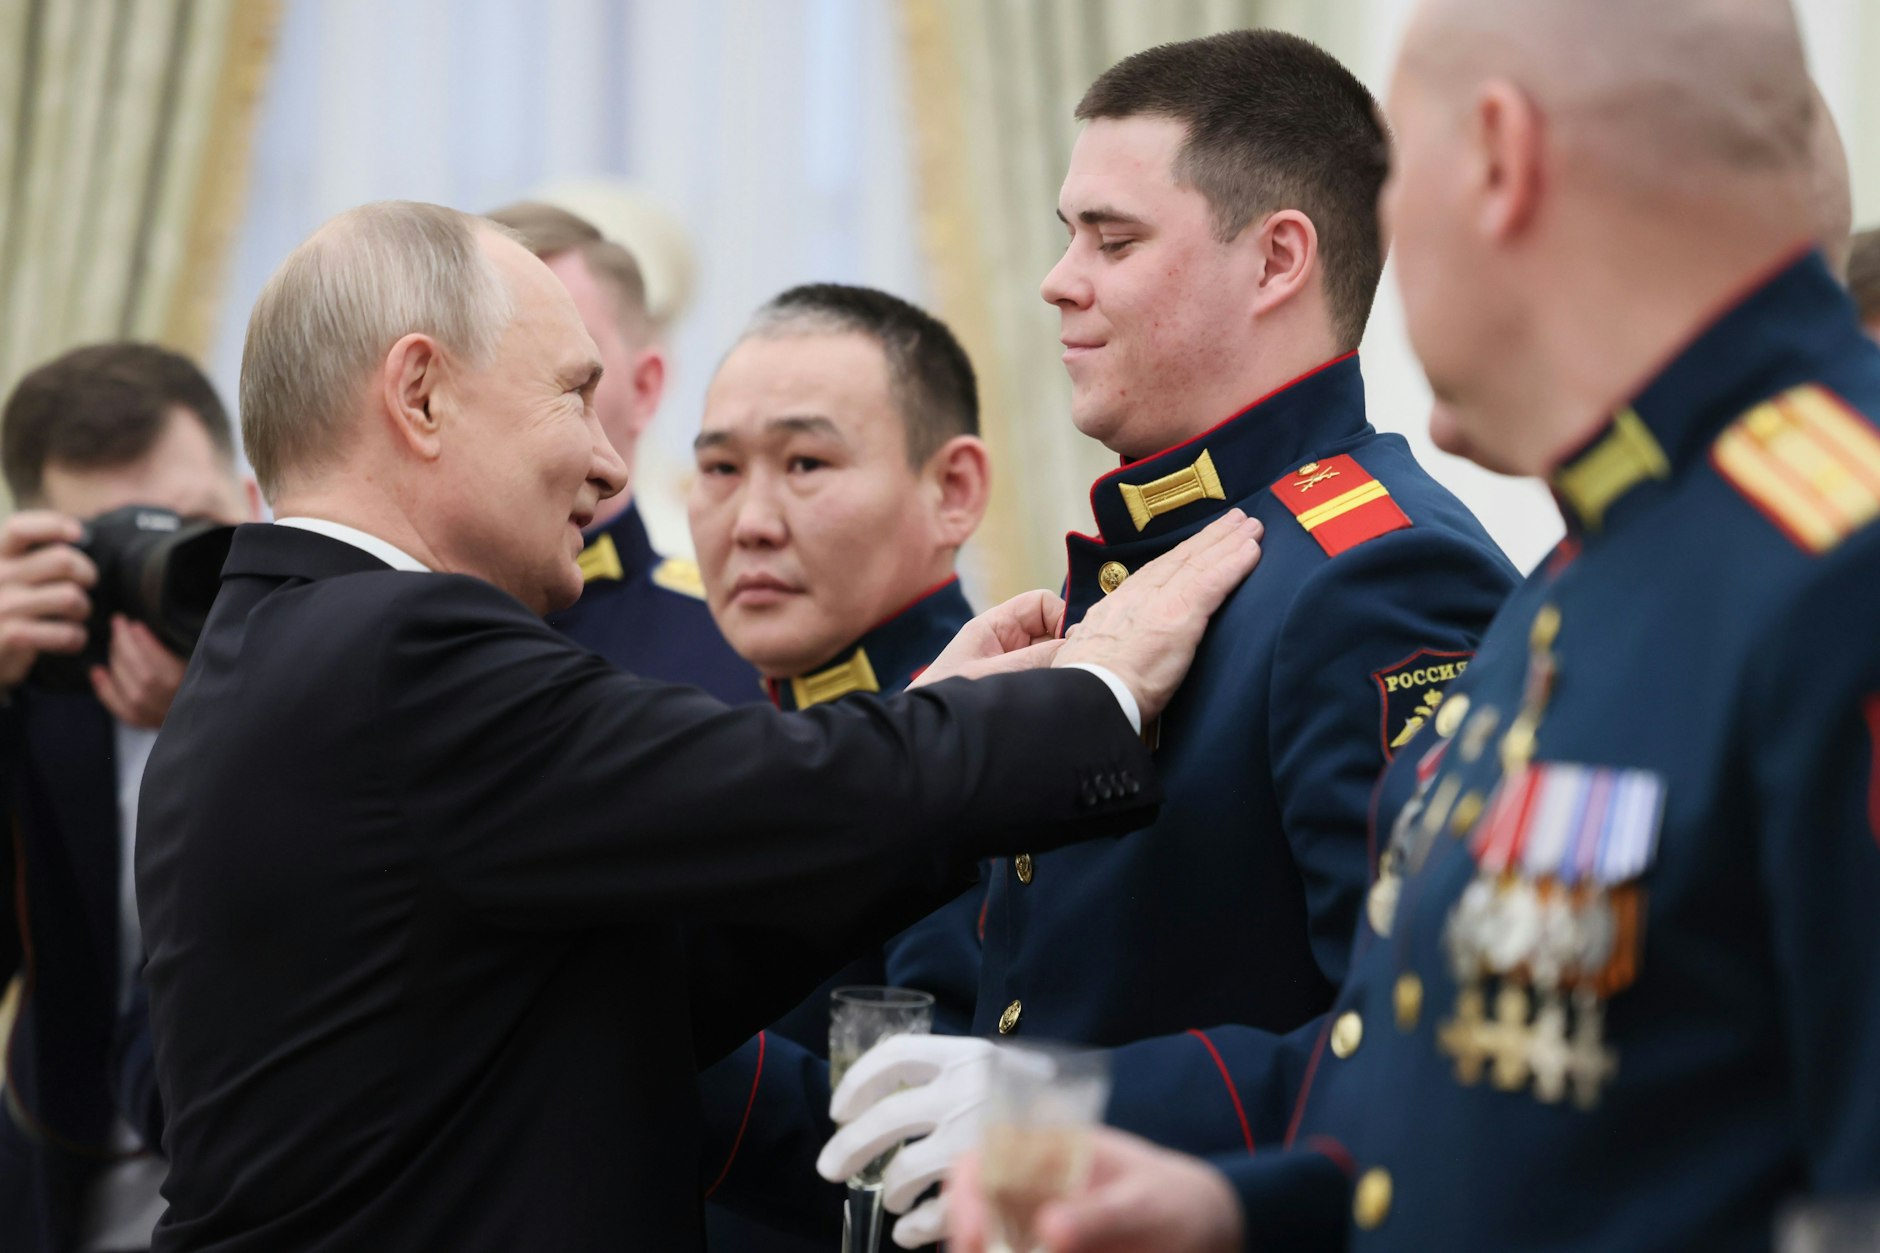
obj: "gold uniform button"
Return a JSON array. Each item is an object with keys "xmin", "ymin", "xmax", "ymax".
[
  {"xmin": 1434, "ymin": 692, "xmax": 1470, "ymax": 739},
  {"xmin": 1354, "ymin": 1167, "xmax": 1392, "ymax": 1229},
  {"xmin": 1394, "ymin": 973, "xmax": 1423, "ymax": 1031},
  {"xmin": 1098, "ymin": 561, "xmax": 1129, "ymax": 594},
  {"xmin": 1330, "ymin": 1011, "xmax": 1364, "ymax": 1059},
  {"xmin": 1015, "ymin": 854, "xmax": 1034, "ymax": 884},
  {"xmin": 1530, "ymin": 604, "xmax": 1562, "ymax": 652},
  {"xmin": 1449, "ymin": 792, "xmax": 1485, "ymax": 837},
  {"xmin": 998, "ymin": 1000, "xmax": 1023, "ymax": 1035}
]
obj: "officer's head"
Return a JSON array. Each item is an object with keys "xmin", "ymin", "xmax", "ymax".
[
  {"xmin": 485, "ymin": 202, "xmax": 665, "ymax": 524},
  {"xmin": 243, "ymin": 201, "xmax": 626, "ymax": 615},
  {"xmin": 3, "ymin": 341, "xmax": 256, "ymax": 525},
  {"xmin": 1385, "ymin": 0, "xmax": 1818, "ymax": 475},
  {"xmin": 1042, "ymin": 30, "xmax": 1389, "ymax": 460},
  {"xmin": 689, "ymin": 284, "xmax": 988, "ymax": 679}
]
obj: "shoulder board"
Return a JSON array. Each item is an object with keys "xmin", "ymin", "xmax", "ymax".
[
  {"xmin": 652, "ymin": 557, "xmax": 707, "ymax": 600},
  {"xmin": 1271, "ymin": 453, "xmax": 1412, "ymax": 557},
  {"xmin": 1710, "ymin": 384, "xmax": 1880, "ymax": 554}
]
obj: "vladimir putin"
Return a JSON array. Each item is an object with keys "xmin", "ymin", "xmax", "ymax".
[{"xmin": 133, "ymin": 202, "xmax": 1260, "ymax": 1251}]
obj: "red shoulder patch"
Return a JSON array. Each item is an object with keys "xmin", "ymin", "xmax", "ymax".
[{"xmin": 1273, "ymin": 454, "xmax": 1412, "ymax": 557}]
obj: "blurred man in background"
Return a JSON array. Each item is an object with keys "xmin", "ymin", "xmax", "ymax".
[
  {"xmin": 1847, "ymin": 227, "xmax": 1880, "ymax": 341},
  {"xmin": 485, "ymin": 201, "xmax": 755, "ymax": 702},
  {"xmin": 822, "ymin": 31, "xmax": 1516, "ymax": 1247},
  {"xmin": 0, "ymin": 344, "xmax": 259, "ymax": 1253},
  {"xmin": 687, "ymin": 283, "xmax": 991, "ymax": 1249},
  {"xmin": 949, "ymin": 0, "xmax": 1880, "ymax": 1248}
]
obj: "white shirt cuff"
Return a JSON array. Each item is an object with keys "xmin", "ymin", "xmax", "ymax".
[{"xmin": 1062, "ymin": 663, "xmax": 1142, "ymax": 736}]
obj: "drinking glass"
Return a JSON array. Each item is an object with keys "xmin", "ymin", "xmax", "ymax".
[
  {"xmin": 1777, "ymin": 1196, "xmax": 1880, "ymax": 1253},
  {"xmin": 978, "ymin": 1042, "xmax": 1112, "ymax": 1253},
  {"xmin": 829, "ymin": 986, "xmax": 935, "ymax": 1253}
]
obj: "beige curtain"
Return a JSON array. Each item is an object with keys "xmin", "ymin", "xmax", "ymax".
[
  {"xmin": 0, "ymin": 0, "xmax": 278, "ymax": 503},
  {"xmin": 901, "ymin": 0, "xmax": 1367, "ymax": 597}
]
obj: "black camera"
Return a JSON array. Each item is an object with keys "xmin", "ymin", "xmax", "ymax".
[{"xmin": 27, "ymin": 505, "xmax": 237, "ymax": 692}]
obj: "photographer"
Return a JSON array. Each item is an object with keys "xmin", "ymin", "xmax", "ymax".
[{"xmin": 0, "ymin": 343, "xmax": 257, "ymax": 1253}]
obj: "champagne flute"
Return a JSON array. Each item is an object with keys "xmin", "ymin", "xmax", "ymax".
[
  {"xmin": 829, "ymin": 986, "xmax": 935, "ymax": 1253},
  {"xmin": 978, "ymin": 1042, "xmax": 1112, "ymax": 1253}
]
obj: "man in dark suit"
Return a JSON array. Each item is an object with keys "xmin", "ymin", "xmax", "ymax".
[
  {"xmin": 134, "ymin": 200, "xmax": 1260, "ymax": 1251},
  {"xmin": 484, "ymin": 201, "xmax": 758, "ymax": 705},
  {"xmin": 0, "ymin": 344, "xmax": 261, "ymax": 1253}
]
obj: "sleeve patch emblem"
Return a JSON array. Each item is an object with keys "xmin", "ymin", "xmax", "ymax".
[{"xmin": 1374, "ymin": 649, "xmax": 1474, "ymax": 759}]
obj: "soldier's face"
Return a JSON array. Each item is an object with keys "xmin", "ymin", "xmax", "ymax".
[
  {"xmin": 1042, "ymin": 116, "xmax": 1259, "ymax": 459},
  {"xmin": 689, "ymin": 332, "xmax": 939, "ymax": 678},
  {"xmin": 543, "ymin": 251, "xmax": 661, "ymax": 491}
]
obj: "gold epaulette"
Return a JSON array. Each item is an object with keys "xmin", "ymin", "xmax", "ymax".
[
  {"xmin": 1711, "ymin": 384, "xmax": 1880, "ymax": 553},
  {"xmin": 651, "ymin": 557, "xmax": 707, "ymax": 599}
]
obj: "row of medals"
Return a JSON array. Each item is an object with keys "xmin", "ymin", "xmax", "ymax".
[{"xmin": 1367, "ymin": 605, "xmax": 1624, "ymax": 1110}]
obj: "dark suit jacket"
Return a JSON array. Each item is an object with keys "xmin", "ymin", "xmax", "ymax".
[
  {"xmin": 135, "ymin": 524, "xmax": 1158, "ymax": 1252},
  {"xmin": 0, "ymin": 690, "xmax": 140, "ymax": 1253}
]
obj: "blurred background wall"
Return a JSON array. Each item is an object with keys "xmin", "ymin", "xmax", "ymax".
[{"xmin": 6, "ymin": 0, "xmax": 1877, "ymax": 595}]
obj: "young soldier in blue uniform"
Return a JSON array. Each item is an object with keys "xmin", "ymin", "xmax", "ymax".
[
  {"xmin": 684, "ymin": 285, "xmax": 996, "ymax": 1248},
  {"xmin": 485, "ymin": 202, "xmax": 756, "ymax": 703},
  {"xmin": 822, "ymin": 31, "xmax": 1516, "ymax": 1246},
  {"xmin": 942, "ymin": 3, "xmax": 1880, "ymax": 1250}
]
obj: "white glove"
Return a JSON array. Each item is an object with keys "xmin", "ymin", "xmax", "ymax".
[{"xmin": 816, "ymin": 1034, "xmax": 994, "ymax": 1248}]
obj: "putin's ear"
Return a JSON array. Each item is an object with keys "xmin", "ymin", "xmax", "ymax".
[
  {"xmin": 381, "ymin": 333, "xmax": 446, "ymax": 461},
  {"xmin": 1473, "ymin": 81, "xmax": 1545, "ymax": 239},
  {"xmin": 927, "ymin": 434, "xmax": 992, "ymax": 550}
]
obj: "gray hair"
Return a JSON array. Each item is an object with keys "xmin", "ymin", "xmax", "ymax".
[{"xmin": 239, "ymin": 201, "xmax": 517, "ymax": 498}]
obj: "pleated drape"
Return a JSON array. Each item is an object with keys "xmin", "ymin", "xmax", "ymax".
[{"xmin": 0, "ymin": 0, "xmax": 278, "ymax": 507}]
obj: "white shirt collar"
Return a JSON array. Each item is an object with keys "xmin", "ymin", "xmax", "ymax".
[{"xmin": 272, "ymin": 517, "xmax": 430, "ymax": 573}]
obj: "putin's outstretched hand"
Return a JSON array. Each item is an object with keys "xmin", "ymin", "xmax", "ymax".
[{"xmin": 913, "ymin": 510, "xmax": 1262, "ymax": 724}]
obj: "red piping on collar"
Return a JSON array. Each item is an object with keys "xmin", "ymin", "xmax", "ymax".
[
  {"xmin": 873, "ymin": 575, "xmax": 961, "ymax": 631},
  {"xmin": 1543, "ymin": 239, "xmax": 1816, "ymax": 478},
  {"xmin": 1082, "ymin": 351, "xmax": 1357, "ymax": 542}
]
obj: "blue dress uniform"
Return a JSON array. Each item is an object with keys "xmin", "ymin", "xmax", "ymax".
[
  {"xmin": 698, "ymin": 579, "xmax": 987, "ymax": 1249},
  {"xmin": 547, "ymin": 503, "xmax": 758, "ymax": 705},
  {"xmin": 1212, "ymin": 253, "xmax": 1880, "ymax": 1250},
  {"xmin": 980, "ymin": 352, "xmax": 1516, "ymax": 1159}
]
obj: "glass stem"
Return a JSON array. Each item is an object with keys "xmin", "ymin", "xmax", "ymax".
[{"xmin": 842, "ymin": 1182, "xmax": 888, "ymax": 1253}]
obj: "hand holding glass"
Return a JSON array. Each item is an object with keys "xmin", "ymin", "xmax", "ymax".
[
  {"xmin": 829, "ymin": 987, "xmax": 934, "ymax": 1251},
  {"xmin": 978, "ymin": 1042, "xmax": 1112, "ymax": 1253}
]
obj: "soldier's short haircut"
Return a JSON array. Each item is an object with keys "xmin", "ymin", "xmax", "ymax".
[
  {"xmin": 3, "ymin": 341, "xmax": 233, "ymax": 504},
  {"xmin": 484, "ymin": 201, "xmax": 652, "ymax": 335},
  {"xmin": 1076, "ymin": 29, "xmax": 1389, "ymax": 351},
  {"xmin": 1846, "ymin": 228, "xmax": 1880, "ymax": 324},
  {"xmin": 742, "ymin": 284, "xmax": 979, "ymax": 465}
]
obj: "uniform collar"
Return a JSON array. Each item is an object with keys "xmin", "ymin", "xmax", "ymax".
[
  {"xmin": 1550, "ymin": 248, "xmax": 1861, "ymax": 535},
  {"xmin": 575, "ymin": 503, "xmax": 659, "ymax": 585},
  {"xmin": 1082, "ymin": 353, "xmax": 1369, "ymax": 543},
  {"xmin": 769, "ymin": 577, "xmax": 973, "ymax": 710}
]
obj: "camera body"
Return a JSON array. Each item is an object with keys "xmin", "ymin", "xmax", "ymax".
[{"xmin": 27, "ymin": 505, "xmax": 237, "ymax": 692}]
